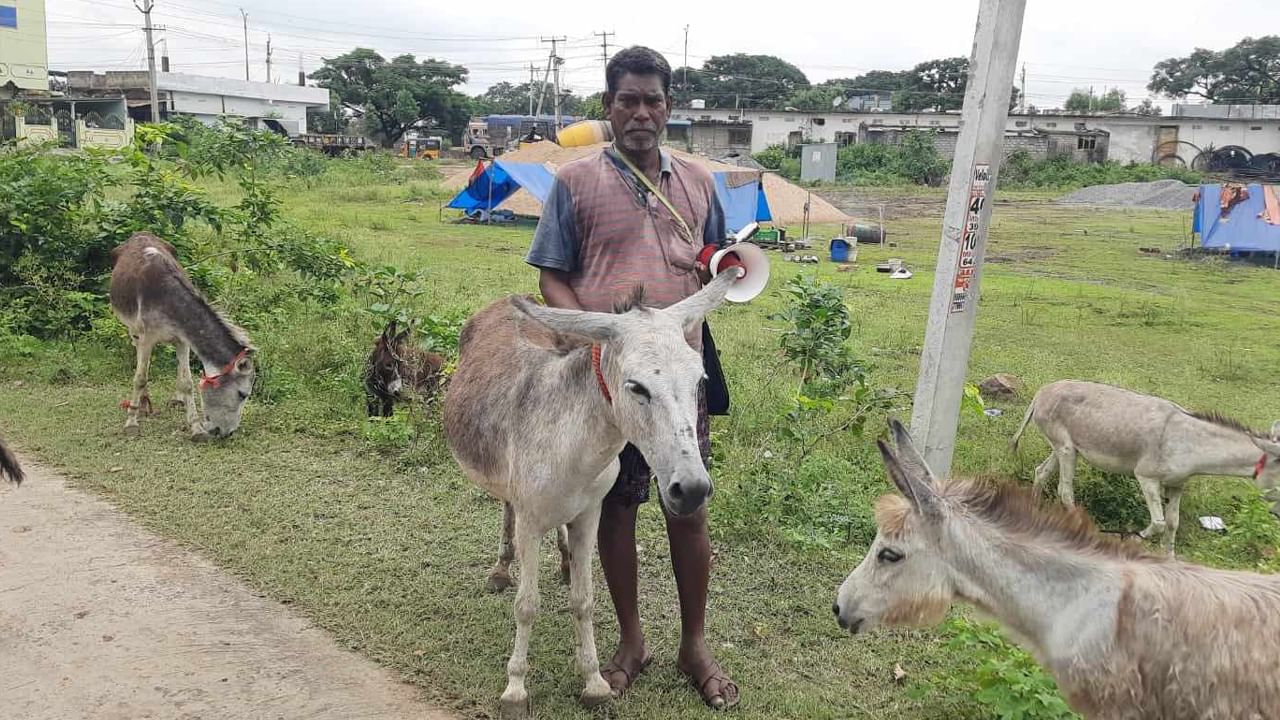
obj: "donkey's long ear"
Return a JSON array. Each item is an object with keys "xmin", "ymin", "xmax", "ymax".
[
  {"xmin": 889, "ymin": 418, "xmax": 938, "ymax": 486},
  {"xmin": 878, "ymin": 436, "xmax": 941, "ymax": 519},
  {"xmin": 1253, "ymin": 435, "xmax": 1280, "ymax": 458},
  {"xmin": 1271, "ymin": 421, "xmax": 1280, "ymax": 442},
  {"xmin": 662, "ymin": 266, "xmax": 743, "ymax": 333},
  {"xmin": 510, "ymin": 296, "xmax": 619, "ymax": 342},
  {"xmin": 383, "ymin": 320, "xmax": 397, "ymax": 342}
]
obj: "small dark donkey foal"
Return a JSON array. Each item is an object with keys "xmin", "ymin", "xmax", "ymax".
[{"xmin": 364, "ymin": 321, "xmax": 445, "ymax": 417}]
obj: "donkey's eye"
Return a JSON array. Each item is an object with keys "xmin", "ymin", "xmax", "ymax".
[
  {"xmin": 624, "ymin": 381, "xmax": 651, "ymax": 403},
  {"xmin": 877, "ymin": 547, "xmax": 904, "ymax": 564},
  {"xmin": 237, "ymin": 390, "xmax": 249, "ymax": 400}
]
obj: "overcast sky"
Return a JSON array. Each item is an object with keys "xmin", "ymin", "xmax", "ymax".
[{"xmin": 46, "ymin": 0, "xmax": 1280, "ymax": 110}]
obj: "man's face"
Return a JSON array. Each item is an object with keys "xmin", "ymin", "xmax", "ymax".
[{"xmin": 605, "ymin": 72, "xmax": 670, "ymax": 154}]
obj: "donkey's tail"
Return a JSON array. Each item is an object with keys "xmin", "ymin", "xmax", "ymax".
[
  {"xmin": 0, "ymin": 436, "xmax": 24, "ymax": 485},
  {"xmin": 1010, "ymin": 398, "xmax": 1037, "ymax": 453}
]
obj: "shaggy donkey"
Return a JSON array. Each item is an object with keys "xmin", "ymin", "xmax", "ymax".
[
  {"xmin": 1012, "ymin": 380, "xmax": 1280, "ymax": 553},
  {"xmin": 835, "ymin": 419, "xmax": 1280, "ymax": 720},
  {"xmin": 443, "ymin": 269, "xmax": 739, "ymax": 718},
  {"xmin": 363, "ymin": 320, "xmax": 445, "ymax": 417}
]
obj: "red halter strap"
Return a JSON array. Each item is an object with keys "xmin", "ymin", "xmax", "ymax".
[
  {"xmin": 1256, "ymin": 454, "xmax": 1268, "ymax": 480},
  {"xmin": 199, "ymin": 348, "xmax": 251, "ymax": 391},
  {"xmin": 591, "ymin": 344, "xmax": 612, "ymax": 404}
]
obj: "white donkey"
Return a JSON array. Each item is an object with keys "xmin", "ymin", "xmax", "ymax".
[
  {"xmin": 836, "ymin": 419, "xmax": 1280, "ymax": 720},
  {"xmin": 443, "ymin": 269, "xmax": 739, "ymax": 719},
  {"xmin": 1012, "ymin": 380, "xmax": 1280, "ymax": 553}
]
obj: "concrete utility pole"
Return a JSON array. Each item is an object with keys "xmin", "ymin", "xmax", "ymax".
[
  {"xmin": 683, "ymin": 25, "xmax": 690, "ymax": 94},
  {"xmin": 265, "ymin": 34, "xmax": 272, "ymax": 83},
  {"xmin": 541, "ymin": 36, "xmax": 566, "ymax": 128},
  {"xmin": 528, "ymin": 63, "xmax": 536, "ymax": 116},
  {"xmin": 240, "ymin": 8, "xmax": 250, "ymax": 82},
  {"xmin": 1020, "ymin": 62, "xmax": 1027, "ymax": 113},
  {"xmin": 595, "ymin": 30, "xmax": 614, "ymax": 65},
  {"xmin": 135, "ymin": 0, "xmax": 160, "ymax": 122},
  {"xmin": 910, "ymin": 0, "xmax": 1027, "ymax": 476}
]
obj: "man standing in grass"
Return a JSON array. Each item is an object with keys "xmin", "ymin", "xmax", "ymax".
[{"xmin": 525, "ymin": 46, "xmax": 740, "ymax": 711}]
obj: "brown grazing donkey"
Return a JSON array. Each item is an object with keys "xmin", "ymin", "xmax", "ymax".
[{"xmin": 109, "ymin": 232, "xmax": 255, "ymax": 439}]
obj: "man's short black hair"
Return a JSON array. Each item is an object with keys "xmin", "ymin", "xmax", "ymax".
[{"xmin": 605, "ymin": 46, "xmax": 672, "ymax": 96}]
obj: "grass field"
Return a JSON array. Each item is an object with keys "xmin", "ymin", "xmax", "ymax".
[{"xmin": 3, "ymin": 164, "xmax": 1279, "ymax": 719}]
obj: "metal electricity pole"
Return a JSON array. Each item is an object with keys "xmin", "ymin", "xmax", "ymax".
[
  {"xmin": 910, "ymin": 0, "xmax": 1027, "ymax": 476},
  {"xmin": 135, "ymin": 0, "xmax": 160, "ymax": 122}
]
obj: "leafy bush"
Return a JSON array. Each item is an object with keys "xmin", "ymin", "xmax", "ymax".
[
  {"xmin": 1001, "ymin": 151, "xmax": 1201, "ymax": 189},
  {"xmin": 915, "ymin": 617, "xmax": 1079, "ymax": 720},
  {"xmin": 754, "ymin": 144, "xmax": 787, "ymax": 171}
]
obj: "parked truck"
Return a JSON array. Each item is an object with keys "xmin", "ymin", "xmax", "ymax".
[{"xmin": 462, "ymin": 114, "xmax": 580, "ymax": 159}]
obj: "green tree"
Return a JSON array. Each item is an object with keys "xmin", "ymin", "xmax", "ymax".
[
  {"xmin": 474, "ymin": 81, "xmax": 544, "ymax": 115},
  {"xmin": 1064, "ymin": 87, "xmax": 1125, "ymax": 113},
  {"xmin": 1149, "ymin": 36, "xmax": 1280, "ymax": 104},
  {"xmin": 310, "ymin": 48, "xmax": 471, "ymax": 147},
  {"xmin": 1132, "ymin": 98, "xmax": 1163, "ymax": 116},
  {"xmin": 787, "ymin": 85, "xmax": 845, "ymax": 112},
  {"xmin": 678, "ymin": 54, "xmax": 809, "ymax": 109},
  {"xmin": 894, "ymin": 58, "xmax": 1020, "ymax": 113}
]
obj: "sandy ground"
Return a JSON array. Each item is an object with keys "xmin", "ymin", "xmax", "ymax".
[{"xmin": 0, "ymin": 456, "xmax": 456, "ymax": 720}]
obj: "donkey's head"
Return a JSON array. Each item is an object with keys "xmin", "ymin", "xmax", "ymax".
[
  {"xmin": 512, "ymin": 268, "xmax": 741, "ymax": 516},
  {"xmin": 370, "ymin": 321, "xmax": 412, "ymax": 399},
  {"xmin": 198, "ymin": 347, "xmax": 255, "ymax": 439},
  {"xmin": 1251, "ymin": 422, "xmax": 1280, "ymax": 489},
  {"xmin": 835, "ymin": 419, "xmax": 955, "ymax": 635}
]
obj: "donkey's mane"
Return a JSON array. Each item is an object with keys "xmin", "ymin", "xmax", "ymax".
[
  {"xmin": 1186, "ymin": 410, "xmax": 1266, "ymax": 438},
  {"xmin": 612, "ymin": 284, "xmax": 649, "ymax": 314},
  {"xmin": 878, "ymin": 478, "xmax": 1164, "ymax": 562}
]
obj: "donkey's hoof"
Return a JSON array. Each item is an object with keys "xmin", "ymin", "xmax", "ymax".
[
  {"xmin": 580, "ymin": 677, "xmax": 613, "ymax": 707},
  {"xmin": 486, "ymin": 573, "xmax": 513, "ymax": 593},
  {"xmin": 499, "ymin": 694, "xmax": 531, "ymax": 720},
  {"xmin": 123, "ymin": 425, "xmax": 141, "ymax": 438}
]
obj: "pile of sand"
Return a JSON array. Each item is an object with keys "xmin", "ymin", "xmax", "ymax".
[{"xmin": 444, "ymin": 141, "xmax": 851, "ymax": 225}]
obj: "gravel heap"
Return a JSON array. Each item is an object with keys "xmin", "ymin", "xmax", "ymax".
[{"xmin": 1058, "ymin": 179, "xmax": 1197, "ymax": 210}]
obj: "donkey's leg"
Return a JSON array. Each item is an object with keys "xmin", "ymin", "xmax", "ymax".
[
  {"xmin": 124, "ymin": 337, "xmax": 158, "ymax": 436},
  {"xmin": 566, "ymin": 505, "xmax": 610, "ymax": 706},
  {"xmin": 1055, "ymin": 447, "xmax": 1078, "ymax": 507},
  {"xmin": 1135, "ymin": 475, "xmax": 1168, "ymax": 543},
  {"xmin": 1160, "ymin": 484, "xmax": 1185, "ymax": 555},
  {"xmin": 487, "ymin": 501, "xmax": 517, "ymax": 593},
  {"xmin": 173, "ymin": 340, "xmax": 199, "ymax": 428},
  {"xmin": 556, "ymin": 524, "xmax": 572, "ymax": 586},
  {"xmin": 500, "ymin": 515, "xmax": 542, "ymax": 719},
  {"xmin": 1033, "ymin": 451, "xmax": 1059, "ymax": 497}
]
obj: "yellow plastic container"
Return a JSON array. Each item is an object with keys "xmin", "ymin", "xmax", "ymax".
[{"xmin": 557, "ymin": 120, "xmax": 613, "ymax": 148}]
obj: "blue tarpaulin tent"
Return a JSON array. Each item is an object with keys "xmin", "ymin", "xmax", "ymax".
[
  {"xmin": 447, "ymin": 160, "xmax": 556, "ymax": 212},
  {"xmin": 713, "ymin": 173, "xmax": 773, "ymax": 232},
  {"xmin": 448, "ymin": 159, "xmax": 773, "ymax": 233},
  {"xmin": 1194, "ymin": 183, "xmax": 1280, "ymax": 253}
]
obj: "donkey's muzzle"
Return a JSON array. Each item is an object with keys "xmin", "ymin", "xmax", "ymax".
[{"xmin": 664, "ymin": 474, "xmax": 711, "ymax": 516}]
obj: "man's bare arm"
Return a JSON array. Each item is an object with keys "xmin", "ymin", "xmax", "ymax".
[{"xmin": 538, "ymin": 269, "xmax": 583, "ymax": 310}]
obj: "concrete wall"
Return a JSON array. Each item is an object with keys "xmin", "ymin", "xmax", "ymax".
[
  {"xmin": 0, "ymin": 0, "xmax": 48, "ymax": 92},
  {"xmin": 669, "ymin": 107, "xmax": 1280, "ymax": 163}
]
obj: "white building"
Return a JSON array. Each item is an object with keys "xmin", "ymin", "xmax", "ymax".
[
  {"xmin": 0, "ymin": 0, "xmax": 48, "ymax": 93},
  {"xmin": 67, "ymin": 70, "xmax": 330, "ymax": 135},
  {"xmin": 670, "ymin": 106, "xmax": 1280, "ymax": 165}
]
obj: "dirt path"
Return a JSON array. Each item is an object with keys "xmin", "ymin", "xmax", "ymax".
[{"xmin": 0, "ymin": 457, "xmax": 457, "ymax": 720}]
